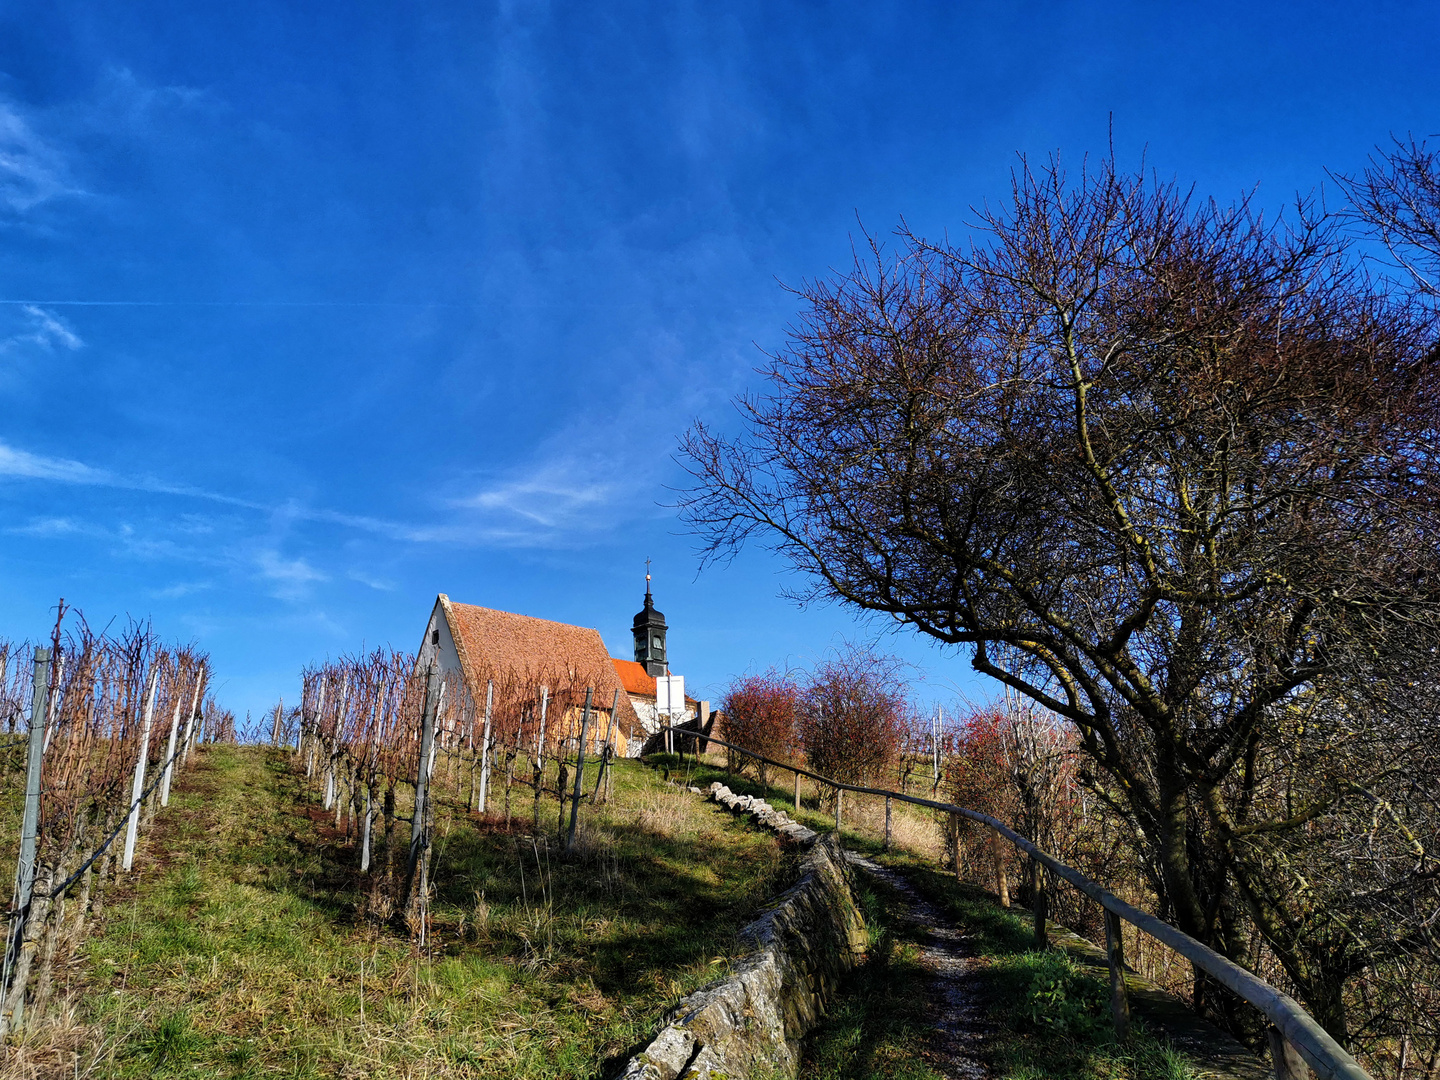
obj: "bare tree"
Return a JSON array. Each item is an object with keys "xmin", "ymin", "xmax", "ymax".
[
  {"xmin": 1337, "ymin": 135, "xmax": 1440, "ymax": 299},
  {"xmin": 680, "ymin": 152, "xmax": 1440, "ymax": 1045}
]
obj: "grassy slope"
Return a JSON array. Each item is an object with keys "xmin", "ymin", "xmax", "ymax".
[{"xmin": 48, "ymin": 745, "xmax": 792, "ymax": 1080}]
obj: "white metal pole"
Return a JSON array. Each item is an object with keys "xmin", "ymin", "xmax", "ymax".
[{"xmin": 122, "ymin": 670, "xmax": 159, "ymax": 872}]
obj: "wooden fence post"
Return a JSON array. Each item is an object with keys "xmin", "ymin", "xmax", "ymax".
[
  {"xmin": 1104, "ymin": 909, "xmax": 1131, "ymax": 1040},
  {"xmin": 992, "ymin": 830, "xmax": 1010, "ymax": 907},
  {"xmin": 1268, "ymin": 1027, "xmax": 1310, "ymax": 1080},
  {"xmin": 949, "ymin": 812, "xmax": 961, "ymax": 880},
  {"xmin": 476, "ymin": 679, "xmax": 493, "ymax": 813},
  {"xmin": 1033, "ymin": 864, "xmax": 1049, "ymax": 949},
  {"xmin": 0, "ymin": 646, "xmax": 51, "ymax": 1037},
  {"xmin": 122, "ymin": 670, "xmax": 159, "ymax": 872},
  {"xmin": 566, "ymin": 688, "xmax": 593, "ymax": 853}
]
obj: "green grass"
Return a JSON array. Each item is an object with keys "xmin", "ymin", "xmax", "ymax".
[{"xmin": 58, "ymin": 745, "xmax": 795, "ymax": 1079}]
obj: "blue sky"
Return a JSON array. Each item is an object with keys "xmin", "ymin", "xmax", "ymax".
[{"xmin": 1, "ymin": 0, "xmax": 1436, "ymax": 724}]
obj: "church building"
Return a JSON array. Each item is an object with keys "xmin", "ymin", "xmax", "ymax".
[{"xmin": 415, "ymin": 575, "xmax": 702, "ymax": 758}]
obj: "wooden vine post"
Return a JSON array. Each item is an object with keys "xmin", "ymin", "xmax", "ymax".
[
  {"xmin": 405, "ymin": 662, "xmax": 439, "ymax": 916},
  {"xmin": 0, "ymin": 646, "xmax": 52, "ymax": 1038},
  {"xmin": 565, "ymin": 688, "xmax": 593, "ymax": 853},
  {"xmin": 532, "ymin": 686, "xmax": 549, "ymax": 830},
  {"xmin": 476, "ymin": 678, "xmax": 493, "ymax": 813},
  {"xmin": 593, "ymin": 689, "xmax": 619, "ymax": 803}
]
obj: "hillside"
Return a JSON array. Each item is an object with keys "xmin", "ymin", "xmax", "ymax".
[{"xmin": 4, "ymin": 745, "xmax": 794, "ymax": 1079}]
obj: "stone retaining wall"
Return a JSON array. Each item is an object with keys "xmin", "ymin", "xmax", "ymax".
[{"xmin": 617, "ymin": 782, "xmax": 867, "ymax": 1080}]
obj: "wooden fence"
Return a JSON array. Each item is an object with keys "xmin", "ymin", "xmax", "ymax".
[{"xmin": 662, "ymin": 723, "xmax": 1370, "ymax": 1080}]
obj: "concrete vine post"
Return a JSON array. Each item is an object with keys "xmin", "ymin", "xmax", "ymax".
[
  {"xmin": 794, "ymin": 768, "xmax": 801, "ymax": 812},
  {"xmin": 884, "ymin": 796, "xmax": 892, "ymax": 851},
  {"xmin": 122, "ymin": 670, "xmax": 159, "ymax": 872},
  {"xmin": 160, "ymin": 693, "xmax": 183, "ymax": 807},
  {"xmin": 1104, "ymin": 909, "xmax": 1131, "ymax": 1040},
  {"xmin": 476, "ymin": 679, "xmax": 493, "ymax": 813},
  {"xmin": 0, "ymin": 646, "xmax": 51, "ymax": 1038},
  {"xmin": 833, "ymin": 784, "xmax": 842, "ymax": 832},
  {"xmin": 565, "ymin": 687, "xmax": 593, "ymax": 853}
]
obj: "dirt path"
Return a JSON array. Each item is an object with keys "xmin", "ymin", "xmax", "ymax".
[{"xmin": 847, "ymin": 853, "xmax": 992, "ymax": 1080}]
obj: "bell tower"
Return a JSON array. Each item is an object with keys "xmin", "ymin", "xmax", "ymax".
[{"xmin": 632, "ymin": 561, "xmax": 668, "ymax": 677}]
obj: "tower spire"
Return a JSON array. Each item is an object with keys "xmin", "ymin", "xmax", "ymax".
[{"xmin": 633, "ymin": 561, "xmax": 667, "ymax": 676}]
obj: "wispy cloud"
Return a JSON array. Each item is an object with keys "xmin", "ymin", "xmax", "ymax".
[
  {"xmin": 5, "ymin": 516, "xmax": 93, "ymax": 538},
  {"xmin": 0, "ymin": 442, "xmax": 108, "ymax": 484},
  {"xmin": 151, "ymin": 580, "xmax": 212, "ymax": 600},
  {"xmin": 348, "ymin": 569, "xmax": 397, "ymax": 592},
  {"xmin": 459, "ymin": 462, "xmax": 619, "ymax": 528},
  {"xmin": 0, "ymin": 102, "xmax": 78, "ymax": 215},
  {"xmin": 254, "ymin": 549, "xmax": 328, "ymax": 602},
  {"xmin": 442, "ymin": 425, "xmax": 662, "ymax": 548},
  {"xmin": 0, "ymin": 305, "xmax": 84, "ymax": 354}
]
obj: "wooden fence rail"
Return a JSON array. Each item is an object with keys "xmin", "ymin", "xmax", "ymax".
[{"xmin": 659, "ymin": 723, "xmax": 1370, "ymax": 1080}]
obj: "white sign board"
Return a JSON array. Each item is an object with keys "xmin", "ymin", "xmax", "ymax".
[{"xmin": 656, "ymin": 675, "xmax": 685, "ymax": 718}]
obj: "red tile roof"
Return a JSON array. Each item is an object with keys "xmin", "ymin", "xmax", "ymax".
[
  {"xmin": 611, "ymin": 658, "xmax": 656, "ymax": 697},
  {"xmin": 437, "ymin": 595, "xmax": 640, "ymax": 734}
]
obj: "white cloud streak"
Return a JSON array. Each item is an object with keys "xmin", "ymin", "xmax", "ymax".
[
  {"xmin": 0, "ymin": 103, "xmax": 77, "ymax": 214},
  {"xmin": 0, "ymin": 442, "xmax": 108, "ymax": 484},
  {"xmin": 0, "ymin": 305, "xmax": 84, "ymax": 354}
]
